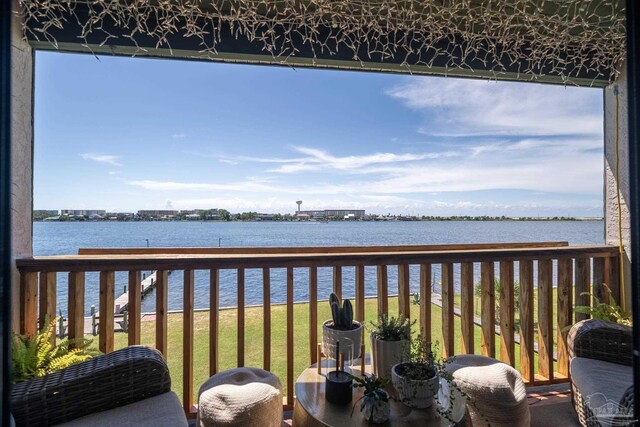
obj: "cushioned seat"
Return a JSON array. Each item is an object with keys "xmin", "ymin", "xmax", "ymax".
[
  {"xmin": 197, "ymin": 367, "xmax": 282, "ymax": 427},
  {"xmin": 56, "ymin": 391, "xmax": 187, "ymax": 427},
  {"xmin": 445, "ymin": 354, "xmax": 530, "ymax": 427}
]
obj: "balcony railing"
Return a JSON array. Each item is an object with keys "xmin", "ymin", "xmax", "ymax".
[{"xmin": 17, "ymin": 242, "xmax": 620, "ymax": 417}]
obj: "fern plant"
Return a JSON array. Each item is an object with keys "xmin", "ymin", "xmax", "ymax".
[{"xmin": 12, "ymin": 317, "xmax": 95, "ymax": 383}]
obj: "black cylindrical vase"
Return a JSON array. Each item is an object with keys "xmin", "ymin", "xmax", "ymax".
[{"xmin": 325, "ymin": 370, "xmax": 352, "ymax": 405}]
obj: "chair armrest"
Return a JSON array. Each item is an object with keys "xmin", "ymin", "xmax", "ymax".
[
  {"xmin": 11, "ymin": 346, "xmax": 171, "ymax": 427},
  {"xmin": 567, "ymin": 319, "xmax": 632, "ymax": 365}
]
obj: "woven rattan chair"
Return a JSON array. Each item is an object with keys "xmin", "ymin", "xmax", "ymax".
[
  {"xmin": 11, "ymin": 345, "xmax": 187, "ymax": 427},
  {"xmin": 567, "ymin": 319, "xmax": 634, "ymax": 427}
]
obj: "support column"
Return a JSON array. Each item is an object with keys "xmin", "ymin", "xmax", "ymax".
[
  {"xmin": 604, "ymin": 64, "xmax": 631, "ymax": 310},
  {"xmin": 10, "ymin": 1, "xmax": 34, "ymax": 332}
]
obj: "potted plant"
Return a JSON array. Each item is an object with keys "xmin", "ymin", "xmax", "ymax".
[
  {"xmin": 322, "ymin": 293, "xmax": 363, "ymax": 360},
  {"xmin": 369, "ymin": 314, "xmax": 413, "ymax": 380},
  {"xmin": 391, "ymin": 335, "xmax": 441, "ymax": 409},
  {"xmin": 348, "ymin": 374, "xmax": 390, "ymax": 424}
]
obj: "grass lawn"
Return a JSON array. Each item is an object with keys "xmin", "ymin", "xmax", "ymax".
[{"xmin": 103, "ymin": 296, "xmax": 546, "ymax": 402}]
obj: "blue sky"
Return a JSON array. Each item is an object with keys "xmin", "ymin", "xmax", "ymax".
[{"xmin": 34, "ymin": 52, "xmax": 604, "ymax": 216}]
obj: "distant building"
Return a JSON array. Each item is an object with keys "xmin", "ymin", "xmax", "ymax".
[
  {"xmin": 184, "ymin": 214, "xmax": 201, "ymax": 220},
  {"xmin": 61, "ymin": 209, "xmax": 106, "ymax": 216},
  {"xmin": 137, "ymin": 210, "xmax": 179, "ymax": 218},
  {"xmin": 295, "ymin": 209, "xmax": 365, "ymax": 220}
]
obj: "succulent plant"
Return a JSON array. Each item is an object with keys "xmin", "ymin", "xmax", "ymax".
[{"xmin": 329, "ymin": 292, "xmax": 356, "ymax": 330}]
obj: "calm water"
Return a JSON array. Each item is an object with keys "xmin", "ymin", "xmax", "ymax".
[{"xmin": 33, "ymin": 221, "xmax": 604, "ymax": 315}]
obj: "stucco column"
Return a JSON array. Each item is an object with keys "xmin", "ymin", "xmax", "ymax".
[
  {"xmin": 604, "ymin": 64, "xmax": 632, "ymax": 311},
  {"xmin": 10, "ymin": 1, "xmax": 34, "ymax": 332}
]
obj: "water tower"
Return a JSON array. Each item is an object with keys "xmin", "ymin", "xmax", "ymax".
[{"xmin": 296, "ymin": 200, "xmax": 303, "ymax": 213}]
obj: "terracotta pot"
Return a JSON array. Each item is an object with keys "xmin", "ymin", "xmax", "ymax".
[
  {"xmin": 321, "ymin": 320, "xmax": 363, "ymax": 360},
  {"xmin": 370, "ymin": 335, "xmax": 407, "ymax": 380},
  {"xmin": 391, "ymin": 363, "xmax": 439, "ymax": 409}
]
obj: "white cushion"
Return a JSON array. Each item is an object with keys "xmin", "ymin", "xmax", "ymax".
[{"xmin": 198, "ymin": 367, "xmax": 282, "ymax": 427}]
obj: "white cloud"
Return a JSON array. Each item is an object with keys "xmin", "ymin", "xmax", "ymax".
[
  {"xmin": 218, "ymin": 159, "xmax": 239, "ymax": 165},
  {"xmin": 386, "ymin": 77, "xmax": 602, "ymax": 137},
  {"xmin": 172, "ymin": 133, "xmax": 186, "ymax": 139},
  {"xmin": 80, "ymin": 153, "xmax": 122, "ymax": 166}
]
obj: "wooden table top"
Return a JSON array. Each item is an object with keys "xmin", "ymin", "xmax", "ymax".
[{"xmin": 292, "ymin": 357, "xmax": 454, "ymax": 427}]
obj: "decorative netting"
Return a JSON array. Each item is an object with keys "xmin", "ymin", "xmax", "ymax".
[{"xmin": 19, "ymin": 0, "xmax": 625, "ymax": 84}]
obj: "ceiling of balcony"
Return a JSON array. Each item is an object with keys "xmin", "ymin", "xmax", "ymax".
[{"xmin": 19, "ymin": 0, "xmax": 625, "ymax": 86}]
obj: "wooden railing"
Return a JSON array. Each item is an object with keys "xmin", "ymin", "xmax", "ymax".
[{"xmin": 17, "ymin": 242, "xmax": 620, "ymax": 416}]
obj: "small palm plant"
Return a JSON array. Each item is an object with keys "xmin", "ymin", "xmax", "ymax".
[{"xmin": 12, "ymin": 317, "xmax": 95, "ymax": 383}]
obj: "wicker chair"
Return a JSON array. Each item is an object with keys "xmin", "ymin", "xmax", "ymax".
[
  {"xmin": 11, "ymin": 345, "xmax": 188, "ymax": 427},
  {"xmin": 567, "ymin": 319, "xmax": 634, "ymax": 427}
]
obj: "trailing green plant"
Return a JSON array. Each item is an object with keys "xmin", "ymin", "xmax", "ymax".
[
  {"xmin": 12, "ymin": 317, "xmax": 95, "ymax": 384},
  {"xmin": 329, "ymin": 292, "xmax": 356, "ymax": 330},
  {"xmin": 348, "ymin": 374, "xmax": 389, "ymax": 421},
  {"xmin": 574, "ymin": 284, "xmax": 631, "ymax": 326},
  {"xmin": 369, "ymin": 314, "xmax": 414, "ymax": 341},
  {"xmin": 396, "ymin": 335, "xmax": 442, "ymax": 380}
]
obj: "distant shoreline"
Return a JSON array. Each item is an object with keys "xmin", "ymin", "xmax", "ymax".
[{"xmin": 34, "ymin": 216, "xmax": 604, "ymax": 223}]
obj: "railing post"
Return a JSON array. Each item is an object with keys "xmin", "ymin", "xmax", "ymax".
[
  {"xmin": 480, "ymin": 262, "xmax": 495, "ymax": 358},
  {"xmin": 593, "ymin": 257, "xmax": 606, "ymax": 304},
  {"xmin": 557, "ymin": 258, "xmax": 573, "ymax": 378},
  {"xmin": 286, "ymin": 267, "xmax": 294, "ymax": 408},
  {"xmin": 538, "ymin": 259, "xmax": 554, "ymax": 381},
  {"xmin": 128, "ymin": 271, "xmax": 141, "ymax": 345},
  {"xmin": 183, "ymin": 269, "xmax": 194, "ymax": 414},
  {"xmin": 68, "ymin": 272, "xmax": 85, "ymax": 348},
  {"xmin": 20, "ymin": 271, "xmax": 38, "ymax": 337},
  {"xmin": 309, "ymin": 267, "xmax": 317, "ymax": 365},
  {"xmin": 419, "ymin": 264, "xmax": 432, "ymax": 342},
  {"xmin": 209, "ymin": 268, "xmax": 219, "ymax": 375},
  {"xmin": 155, "ymin": 270, "xmax": 168, "ymax": 357},
  {"xmin": 376, "ymin": 265, "xmax": 388, "ymax": 316},
  {"xmin": 333, "ymin": 266, "xmax": 342, "ymax": 300},
  {"xmin": 99, "ymin": 271, "xmax": 115, "ymax": 354},
  {"xmin": 519, "ymin": 259, "xmax": 534, "ymax": 383},
  {"xmin": 237, "ymin": 268, "xmax": 245, "ymax": 367},
  {"xmin": 38, "ymin": 272, "xmax": 56, "ymax": 335},
  {"xmin": 574, "ymin": 258, "xmax": 591, "ymax": 322},
  {"xmin": 460, "ymin": 262, "xmax": 474, "ymax": 354},
  {"xmin": 499, "ymin": 261, "xmax": 515, "ymax": 366},
  {"xmin": 264, "ymin": 268, "xmax": 272, "ymax": 370},
  {"xmin": 441, "ymin": 262, "xmax": 454, "ymax": 358},
  {"xmin": 398, "ymin": 264, "xmax": 410, "ymax": 321}
]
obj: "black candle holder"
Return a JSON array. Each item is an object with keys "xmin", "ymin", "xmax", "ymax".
[{"xmin": 325, "ymin": 341, "xmax": 353, "ymax": 405}]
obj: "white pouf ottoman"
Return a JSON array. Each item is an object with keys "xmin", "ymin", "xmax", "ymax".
[
  {"xmin": 197, "ymin": 367, "xmax": 282, "ymax": 427},
  {"xmin": 445, "ymin": 355, "xmax": 530, "ymax": 427}
]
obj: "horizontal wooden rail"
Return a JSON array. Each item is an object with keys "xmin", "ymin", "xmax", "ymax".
[
  {"xmin": 16, "ymin": 242, "xmax": 620, "ymax": 418},
  {"xmin": 19, "ymin": 245, "xmax": 616, "ymax": 272}
]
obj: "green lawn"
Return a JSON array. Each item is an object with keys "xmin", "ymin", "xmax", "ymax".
[{"xmin": 103, "ymin": 296, "xmax": 546, "ymax": 402}]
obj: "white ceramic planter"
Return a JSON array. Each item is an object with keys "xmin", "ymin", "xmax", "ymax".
[
  {"xmin": 361, "ymin": 391, "xmax": 390, "ymax": 424},
  {"xmin": 321, "ymin": 320, "xmax": 363, "ymax": 360},
  {"xmin": 391, "ymin": 363, "xmax": 439, "ymax": 409},
  {"xmin": 370, "ymin": 335, "xmax": 407, "ymax": 380}
]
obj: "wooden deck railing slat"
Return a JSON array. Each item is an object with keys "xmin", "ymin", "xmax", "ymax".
[
  {"xmin": 155, "ymin": 270, "xmax": 168, "ymax": 357},
  {"xmin": 537, "ymin": 260, "xmax": 553, "ymax": 381},
  {"xmin": 38, "ymin": 272, "xmax": 56, "ymax": 334},
  {"xmin": 519, "ymin": 259, "xmax": 534, "ymax": 383},
  {"xmin": 592, "ymin": 257, "xmax": 606, "ymax": 305},
  {"xmin": 183, "ymin": 269, "xmax": 194, "ymax": 413},
  {"xmin": 98, "ymin": 271, "xmax": 115, "ymax": 354},
  {"xmin": 68, "ymin": 272, "xmax": 85, "ymax": 348},
  {"xmin": 377, "ymin": 265, "xmax": 388, "ymax": 316},
  {"xmin": 420, "ymin": 264, "xmax": 432, "ymax": 342},
  {"xmin": 128, "ymin": 271, "xmax": 142, "ymax": 345},
  {"xmin": 237, "ymin": 268, "xmax": 245, "ymax": 367},
  {"xmin": 460, "ymin": 262, "xmax": 474, "ymax": 354},
  {"xmin": 480, "ymin": 262, "xmax": 495, "ymax": 358},
  {"xmin": 209, "ymin": 268, "xmax": 219, "ymax": 375},
  {"xmin": 398, "ymin": 264, "xmax": 410, "ymax": 320},
  {"xmin": 441, "ymin": 262, "xmax": 454, "ymax": 358},
  {"xmin": 264, "ymin": 268, "xmax": 272, "ymax": 370},
  {"xmin": 557, "ymin": 259, "xmax": 572, "ymax": 377},
  {"xmin": 20, "ymin": 272, "xmax": 38, "ymax": 337},
  {"xmin": 286, "ymin": 267, "xmax": 294, "ymax": 408},
  {"xmin": 333, "ymin": 266, "xmax": 342, "ymax": 299},
  {"xmin": 499, "ymin": 261, "xmax": 515, "ymax": 366},
  {"xmin": 356, "ymin": 265, "xmax": 365, "ymax": 323},
  {"xmin": 309, "ymin": 267, "xmax": 318, "ymax": 364},
  {"xmin": 574, "ymin": 258, "xmax": 590, "ymax": 322}
]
